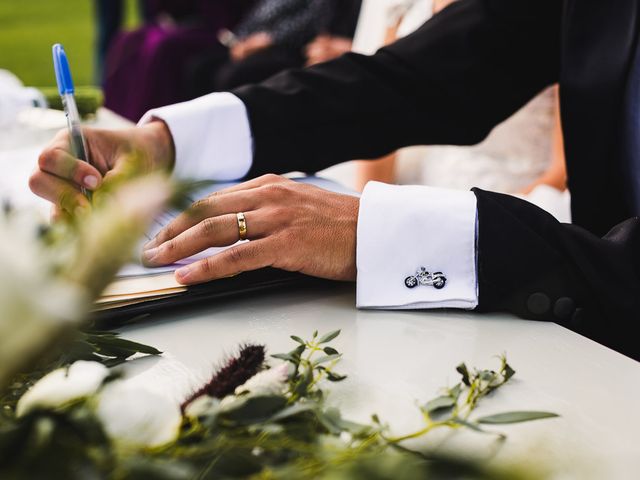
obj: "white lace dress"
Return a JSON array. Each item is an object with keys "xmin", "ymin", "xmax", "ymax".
[{"xmin": 322, "ymin": 0, "xmax": 571, "ymax": 221}]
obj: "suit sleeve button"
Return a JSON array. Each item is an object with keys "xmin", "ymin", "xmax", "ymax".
[
  {"xmin": 553, "ymin": 297, "xmax": 576, "ymax": 319},
  {"xmin": 526, "ymin": 292, "xmax": 551, "ymax": 315}
]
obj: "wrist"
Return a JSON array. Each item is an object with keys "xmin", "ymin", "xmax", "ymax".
[{"xmin": 141, "ymin": 120, "xmax": 175, "ymax": 172}]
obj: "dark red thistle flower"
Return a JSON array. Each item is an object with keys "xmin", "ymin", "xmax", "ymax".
[{"xmin": 181, "ymin": 344, "xmax": 266, "ymax": 411}]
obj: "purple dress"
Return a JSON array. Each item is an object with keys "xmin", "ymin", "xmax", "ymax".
[{"xmin": 104, "ymin": 0, "xmax": 254, "ymax": 121}]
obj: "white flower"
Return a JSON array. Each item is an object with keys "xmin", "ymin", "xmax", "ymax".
[
  {"xmin": 234, "ymin": 363, "xmax": 290, "ymax": 397},
  {"xmin": 184, "ymin": 395, "xmax": 219, "ymax": 419},
  {"xmin": 96, "ymin": 381, "xmax": 182, "ymax": 449},
  {"xmin": 16, "ymin": 361, "xmax": 109, "ymax": 416}
]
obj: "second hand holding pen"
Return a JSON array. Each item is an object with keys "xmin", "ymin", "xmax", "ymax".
[{"xmin": 52, "ymin": 43, "xmax": 92, "ymax": 201}]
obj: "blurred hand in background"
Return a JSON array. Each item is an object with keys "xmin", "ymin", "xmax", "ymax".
[{"xmin": 305, "ymin": 34, "xmax": 353, "ymax": 66}]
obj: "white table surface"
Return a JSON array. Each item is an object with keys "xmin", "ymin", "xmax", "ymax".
[
  {"xmin": 3, "ymin": 108, "xmax": 639, "ymax": 479},
  {"xmin": 117, "ymin": 282, "xmax": 640, "ymax": 480}
]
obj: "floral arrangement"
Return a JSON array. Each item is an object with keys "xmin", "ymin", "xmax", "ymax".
[{"xmin": 0, "ymin": 173, "xmax": 559, "ymax": 479}]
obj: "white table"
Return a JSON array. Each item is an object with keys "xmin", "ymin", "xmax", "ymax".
[
  {"xmin": 117, "ymin": 282, "xmax": 639, "ymax": 480},
  {"xmin": 3, "ymin": 108, "xmax": 639, "ymax": 479}
]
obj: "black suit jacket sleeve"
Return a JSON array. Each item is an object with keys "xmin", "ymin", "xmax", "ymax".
[
  {"xmin": 474, "ymin": 189, "xmax": 640, "ymax": 360},
  {"xmin": 232, "ymin": 0, "xmax": 562, "ymax": 176}
]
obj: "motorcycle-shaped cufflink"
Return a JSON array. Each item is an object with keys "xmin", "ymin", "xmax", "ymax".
[{"xmin": 404, "ymin": 267, "xmax": 447, "ymax": 289}]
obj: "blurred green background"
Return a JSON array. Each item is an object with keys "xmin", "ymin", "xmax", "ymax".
[{"xmin": 0, "ymin": 0, "xmax": 139, "ymax": 87}]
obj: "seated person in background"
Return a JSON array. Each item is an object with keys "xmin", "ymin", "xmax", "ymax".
[
  {"xmin": 94, "ymin": 0, "xmax": 154, "ymax": 85},
  {"xmin": 104, "ymin": 0, "xmax": 256, "ymax": 121},
  {"xmin": 188, "ymin": 0, "xmax": 362, "ymax": 94}
]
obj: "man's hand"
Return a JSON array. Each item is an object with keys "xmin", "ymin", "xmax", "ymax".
[
  {"xmin": 142, "ymin": 175, "xmax": 359, "ymax": 284},
  {"xmin": 230, "ymin": 32, "xmax": 274, "ymax": 62},
  {"xmin": 305, "ymin": 35, "xmax": 352, "ymax": 66},
  {"xmin": 30, "ymin": 121, "xmax": 174, "ymax": 217}
]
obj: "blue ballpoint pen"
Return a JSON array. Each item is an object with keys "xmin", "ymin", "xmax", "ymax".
[{"xmin": 52, "ymin": 43, "xmax": 92, "ymax": 200}]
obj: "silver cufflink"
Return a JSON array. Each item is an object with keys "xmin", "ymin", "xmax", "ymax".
[{"xmin": 404, "ymin": 267, "xmax": 447, "ymax": 289}]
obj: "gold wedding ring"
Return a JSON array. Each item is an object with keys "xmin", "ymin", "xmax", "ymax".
[{"xmin": 236, "ymin": 212, "xmax": 248, "ymax": 240}]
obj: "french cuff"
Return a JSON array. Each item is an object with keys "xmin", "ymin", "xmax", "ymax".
[
  {"xmin": 356, "ymin": 182, "xmax": 478, "ymax": 310},
  {"xmin": 138, "ymin": 92, "xmax": 253, "ymax": 181}
]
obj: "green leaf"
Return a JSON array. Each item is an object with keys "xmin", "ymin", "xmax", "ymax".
[
  {"xmin": 449, "ymin": 383, "xmax": 462, "ymax": 400},
  {"xmin": 456, "ymin": 363, "xmax": 471, "ymax": 386},
  {"xmin": 477, "ymin": 411, "xmax": 559, "ymax": 425},
  {"xmin": 480, "ymin": 370, "xmax": 495, "ymax": 381},
  {"xmin": 316, "ymin": 407, "xmax": 370, "ymax": 436},
  {"xmin": 86, "ymin": 333, "xmax": 162, "ymax": 356},
  {"xmin": 503, "ymin": 363, "xmax": 516, "ymax": 382},
  {"xmin": 312, "ymin": 354, "xmax": 341, "ymax": 366},
  {"xmin": 294, "ymin": 363, "xmax": 314, "ymax": 396},
  {"xmin": 451, "ymin": 418, "xmax": 491, "ymax": 434},
  {"xmin": 323, "ymin": 346, "xmax": 339, "ymax": 355},
  {"xmin": 290, "ymin": 335, "xmax": 305, "ymax": 345},
  {"xmin": 423, "ymin": 395, "xmax": 456, "ymax": 414},
  {"xmin": 271, "ymin": 353, "xmax": 297, "ymax": 362},
  {"xmin": 220, "ymin": 395, "xmax": 288, "ymax": 424},
  {"xmin": 326, "ymin": 371, "xmax": 347, "ymax": 382},
  {"xmin": 291, "ymin": 344, "xmax": 306, "ymax": 358},
  {"xmin": 318, "ymin": 330, "xmax": 341, "ymax": 344},
  {"xmin": 268, "ymin": 402, "xmax": 318, "ymax": 422}
]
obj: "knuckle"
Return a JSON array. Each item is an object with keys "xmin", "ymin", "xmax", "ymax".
[
  {"xmin": 190, "ymin": 198, "xmax": 210, "ymax": 213},
  {"xmin": 163, "ymin": 239, "xmax": 177, "ymax": 254},
  {"xmin": 226, "ymin": 246, "xmax": 244, "ymax": 265},
  {"xmin": 157, "ymin": 225, "xmax": 173, "ymax": 243},
  {"xmin": 202, "ymin": 217, "xmax": 218, "ymax": 236},
  {"xmin": 270, "ymin": 205, "xmax": 290, "ymax": 221},
  {"xmin": 262, "ymin": 173, "xmax": 282, "ymax": 183},
  {"xmin": 200, "ymin": 258, "xmax": 214, "ymax": 274},
  {"xmin": 263, "ymin": 183, "xmax": 287, "ymax": 199}
]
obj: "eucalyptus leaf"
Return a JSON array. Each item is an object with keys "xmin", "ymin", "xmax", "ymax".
[
  {"xmin": 477, "ymin": 411, "xmax": 559, "ymax": 425},
  {"xmin": 293, "ymin": 363, "xmax": 314, "ymax": 397},
  {"xmin": 291, "ymin": 344, "xmax": 306, "ymax": 358},
  {"xmin": 268, "ymin": 402, "xmax": 318, "ymax": 423},
  {"xmin": 290, "ymin": 335, "xmax": 305, "ymax": 345},
  {"xmin": 423, "ymin": 395, "xmax": 456, "ymax": 414},
  {"xmin": 326, "ymin": 371, "xmax": 347, "ymax": 382},
  {"xmin": 503, "ymin": 363, "xmax": 516, "ymax": 382},
  {"xmin": 312, "ymin": 354, "xmax": 341, "ymax": 366},
  {"xmin": 271, "ymin": 353, "xmax": 297, "ymax": 362},
  {"xmin": 87, "ymin": 335, "xmax": 162, "ymax": 356},
  {"xmin": 323, "ymin": 347, "xmax": 339, "ymax": 355},
  {"xmin": 480, "ymin": 370, "xmax": 495, "ymax": 382},
  {"xmin": 449, "ymin": 383, "xmax": 462, "ymax": 400},
  {"xmin": 317, "ymin": 330, "xmax": 341, "ymax": 344},
  {"xmin": 219, "ymin": 395, "xmax": 288, "ymax": 424},
  {"xmin": 451, "ymin": 418, "xmax": 491, "ymax": 434},
  {"xmin": 456, "ymin": 363, "xmax": 471, "ymax": 386}
]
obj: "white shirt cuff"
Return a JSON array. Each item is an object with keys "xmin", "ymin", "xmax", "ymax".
[
  {"xmin": 138, "ymin": 92, "xmax": 253, "ymax": 181},
  {"xmin": 356, "ymin": 182, "xmax": 478, "ymax": 310}
]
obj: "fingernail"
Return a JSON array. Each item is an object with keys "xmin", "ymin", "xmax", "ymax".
[
  {"xmin": 142, "ymin": 247, "xmax": 160, "ymax": 266},
  {"xmin": 83, "ymin": 175, "xmax": 99, "ymax": 189},
  {"xmin": 175, "ymin": 266, "xmax": 192, "ymax": 283}
]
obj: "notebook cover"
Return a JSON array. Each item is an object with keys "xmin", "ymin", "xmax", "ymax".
[{"xmin": 93, "ymin": 267, "xmax": 326, "ymax": 329}]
